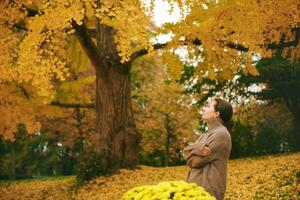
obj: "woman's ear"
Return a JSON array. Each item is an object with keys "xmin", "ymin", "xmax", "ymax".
[{"xmin": 215, "ymin": 111, "xmax": 220, "ymax": 118}]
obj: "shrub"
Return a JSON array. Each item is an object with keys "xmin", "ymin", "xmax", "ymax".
[
  {"xmin": 75, "ymin": 152, "xmax": 112, "ymax": 186},
  {"xmin": 230, "ymin": 121, "xmax": 254, "ymax": 158},
  {"xmin": 122, "ymin": 180, "xmax": 215, "ymax": 200},
  {"xmin": 255, "ymin": 121, "xmax": 282, "ymax": 155}
]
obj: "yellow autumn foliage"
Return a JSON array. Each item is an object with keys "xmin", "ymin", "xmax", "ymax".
[
  {"xmin": 0, "ymin": 153, "xmax": 299, "ymax": 200},
  {"xmin": 17, "ymin": 0, "xmax": 85, "ymax": 99},
  {"xmin": 0, "ymin": 84, "xmax": 41, "ymax": 141},
  {"xmin": 2, "ymin": 0, "xmax": 299, "ymax": 100},
  {"xmin": 0, "ymin": 178, "xmax": 74, "ymax": 200}
]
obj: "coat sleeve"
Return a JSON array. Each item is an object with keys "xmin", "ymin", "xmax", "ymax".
[
  {"xmin": 186, "ymin": 131, "xmax": 230, "ymax": 168},
  {"xmin": 183, "ymin": 135, "xmax": 205, "ymax": 161}
]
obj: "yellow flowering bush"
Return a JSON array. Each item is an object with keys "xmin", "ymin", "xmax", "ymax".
[{"xmin": 122, "ymin": 181, "xmax": 215, "ymax": 200}]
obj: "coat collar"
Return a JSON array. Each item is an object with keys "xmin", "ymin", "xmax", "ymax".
[{"xmin": 206, "ymin": 117, "xmax": 226, "ymax": 132}]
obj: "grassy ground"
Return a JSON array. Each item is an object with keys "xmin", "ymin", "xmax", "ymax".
[{"xmin": 0, "ymin": 152, "xmax": 299, "ymax": 200}]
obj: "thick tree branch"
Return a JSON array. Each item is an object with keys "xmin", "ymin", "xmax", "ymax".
[
  {"xmin": 130, "ymin": 43, "xmax": 168, "ymax": 60},
  {"xmin": 87, "ymin": 28, "xmax": 96, "ymax": 38},
  {"xmin": 267, "ymin": 27, "xmax": 300, "ymax": 50},
  {"xmin": 226, "ymin": 41, "xmax": 249, "ymax": 52},
  {"xmin": 71, "ymin": 20, "xmax": 102, "ymax": 68},
  {"xmin": 130, "ymin": 39, "xmax": 204, "ymax": 61},
  {"xmin": 15, "ymin": 84, "xmax": 32, "ymax": 100},
  {"xmin": 15, "ymin": 85, "xmax": 95, "ymax": 108},
  {"xmin": 130, "ymin": 38, "xmax": 251, "ymax": 61},
  {"xmin": 12, "ymin": 22, "xmax": 28, "ymax": 31},
  {"xmin": 78, "ymin": 24, "xmax": 300, "ymax": 64},
  {"xmin": 50, "ymin": 101, "xmax": 95, "ymax": 109},
  {"xmin": 130, "ymin": 26, "xmax": 300, "ymax": 61},
  {"xmin": 22, "ymin": 5, "xmax": 39, "ymax": 17}
]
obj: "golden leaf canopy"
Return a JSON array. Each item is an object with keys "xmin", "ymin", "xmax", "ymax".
[{"xmin": 1, "ymin": 0, "xmax": 299, "ymax": 99}]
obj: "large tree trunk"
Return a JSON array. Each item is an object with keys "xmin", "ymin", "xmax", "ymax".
[{"xmin": 94, "ymin": 22, "xmax": 140, "ymax": 171}]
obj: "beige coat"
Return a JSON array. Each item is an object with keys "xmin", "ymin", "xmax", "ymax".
[{"xmin": 183, "ymin": 118, "xmax": 232, "ymax": 200}]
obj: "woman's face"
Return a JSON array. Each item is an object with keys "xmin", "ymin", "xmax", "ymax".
[{"xmin": 201, "ymin": 100, "xmax": 220, "ymax": 120}]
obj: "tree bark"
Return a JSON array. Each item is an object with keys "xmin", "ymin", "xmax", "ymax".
[
  {"xmin": 74, "ymin": 16, "xmax": 141, "ymax": 171},
  {"xmin": 93, "ymin": 22, "xmax": 140, "ymax": 171}
]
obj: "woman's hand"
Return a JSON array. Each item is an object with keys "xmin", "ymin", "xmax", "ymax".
[{"xmin": 201, "ymin": 146, "xmax": 212, "ymax": 156}]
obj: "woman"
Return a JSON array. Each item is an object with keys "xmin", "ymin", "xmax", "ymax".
[{"xmin": 183, "ymin": 98, "xmax": 233, "ymax": 200}]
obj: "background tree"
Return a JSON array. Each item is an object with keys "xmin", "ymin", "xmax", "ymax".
[
  {"xmin": 239, "ymin": 57, "xmax": 300, "ymax": 124},
  {"xmin": 132, "ymin": 55, "xmax": 199, "ymax": 166},
  {"xmin": 235, "ymin": 57, "xmax": 300, "ymax": 151}
]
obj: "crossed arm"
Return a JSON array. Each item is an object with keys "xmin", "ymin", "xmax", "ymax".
[{"xmin": 183, "ymin": 133, "xmax": 228, "ymax": 168}]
